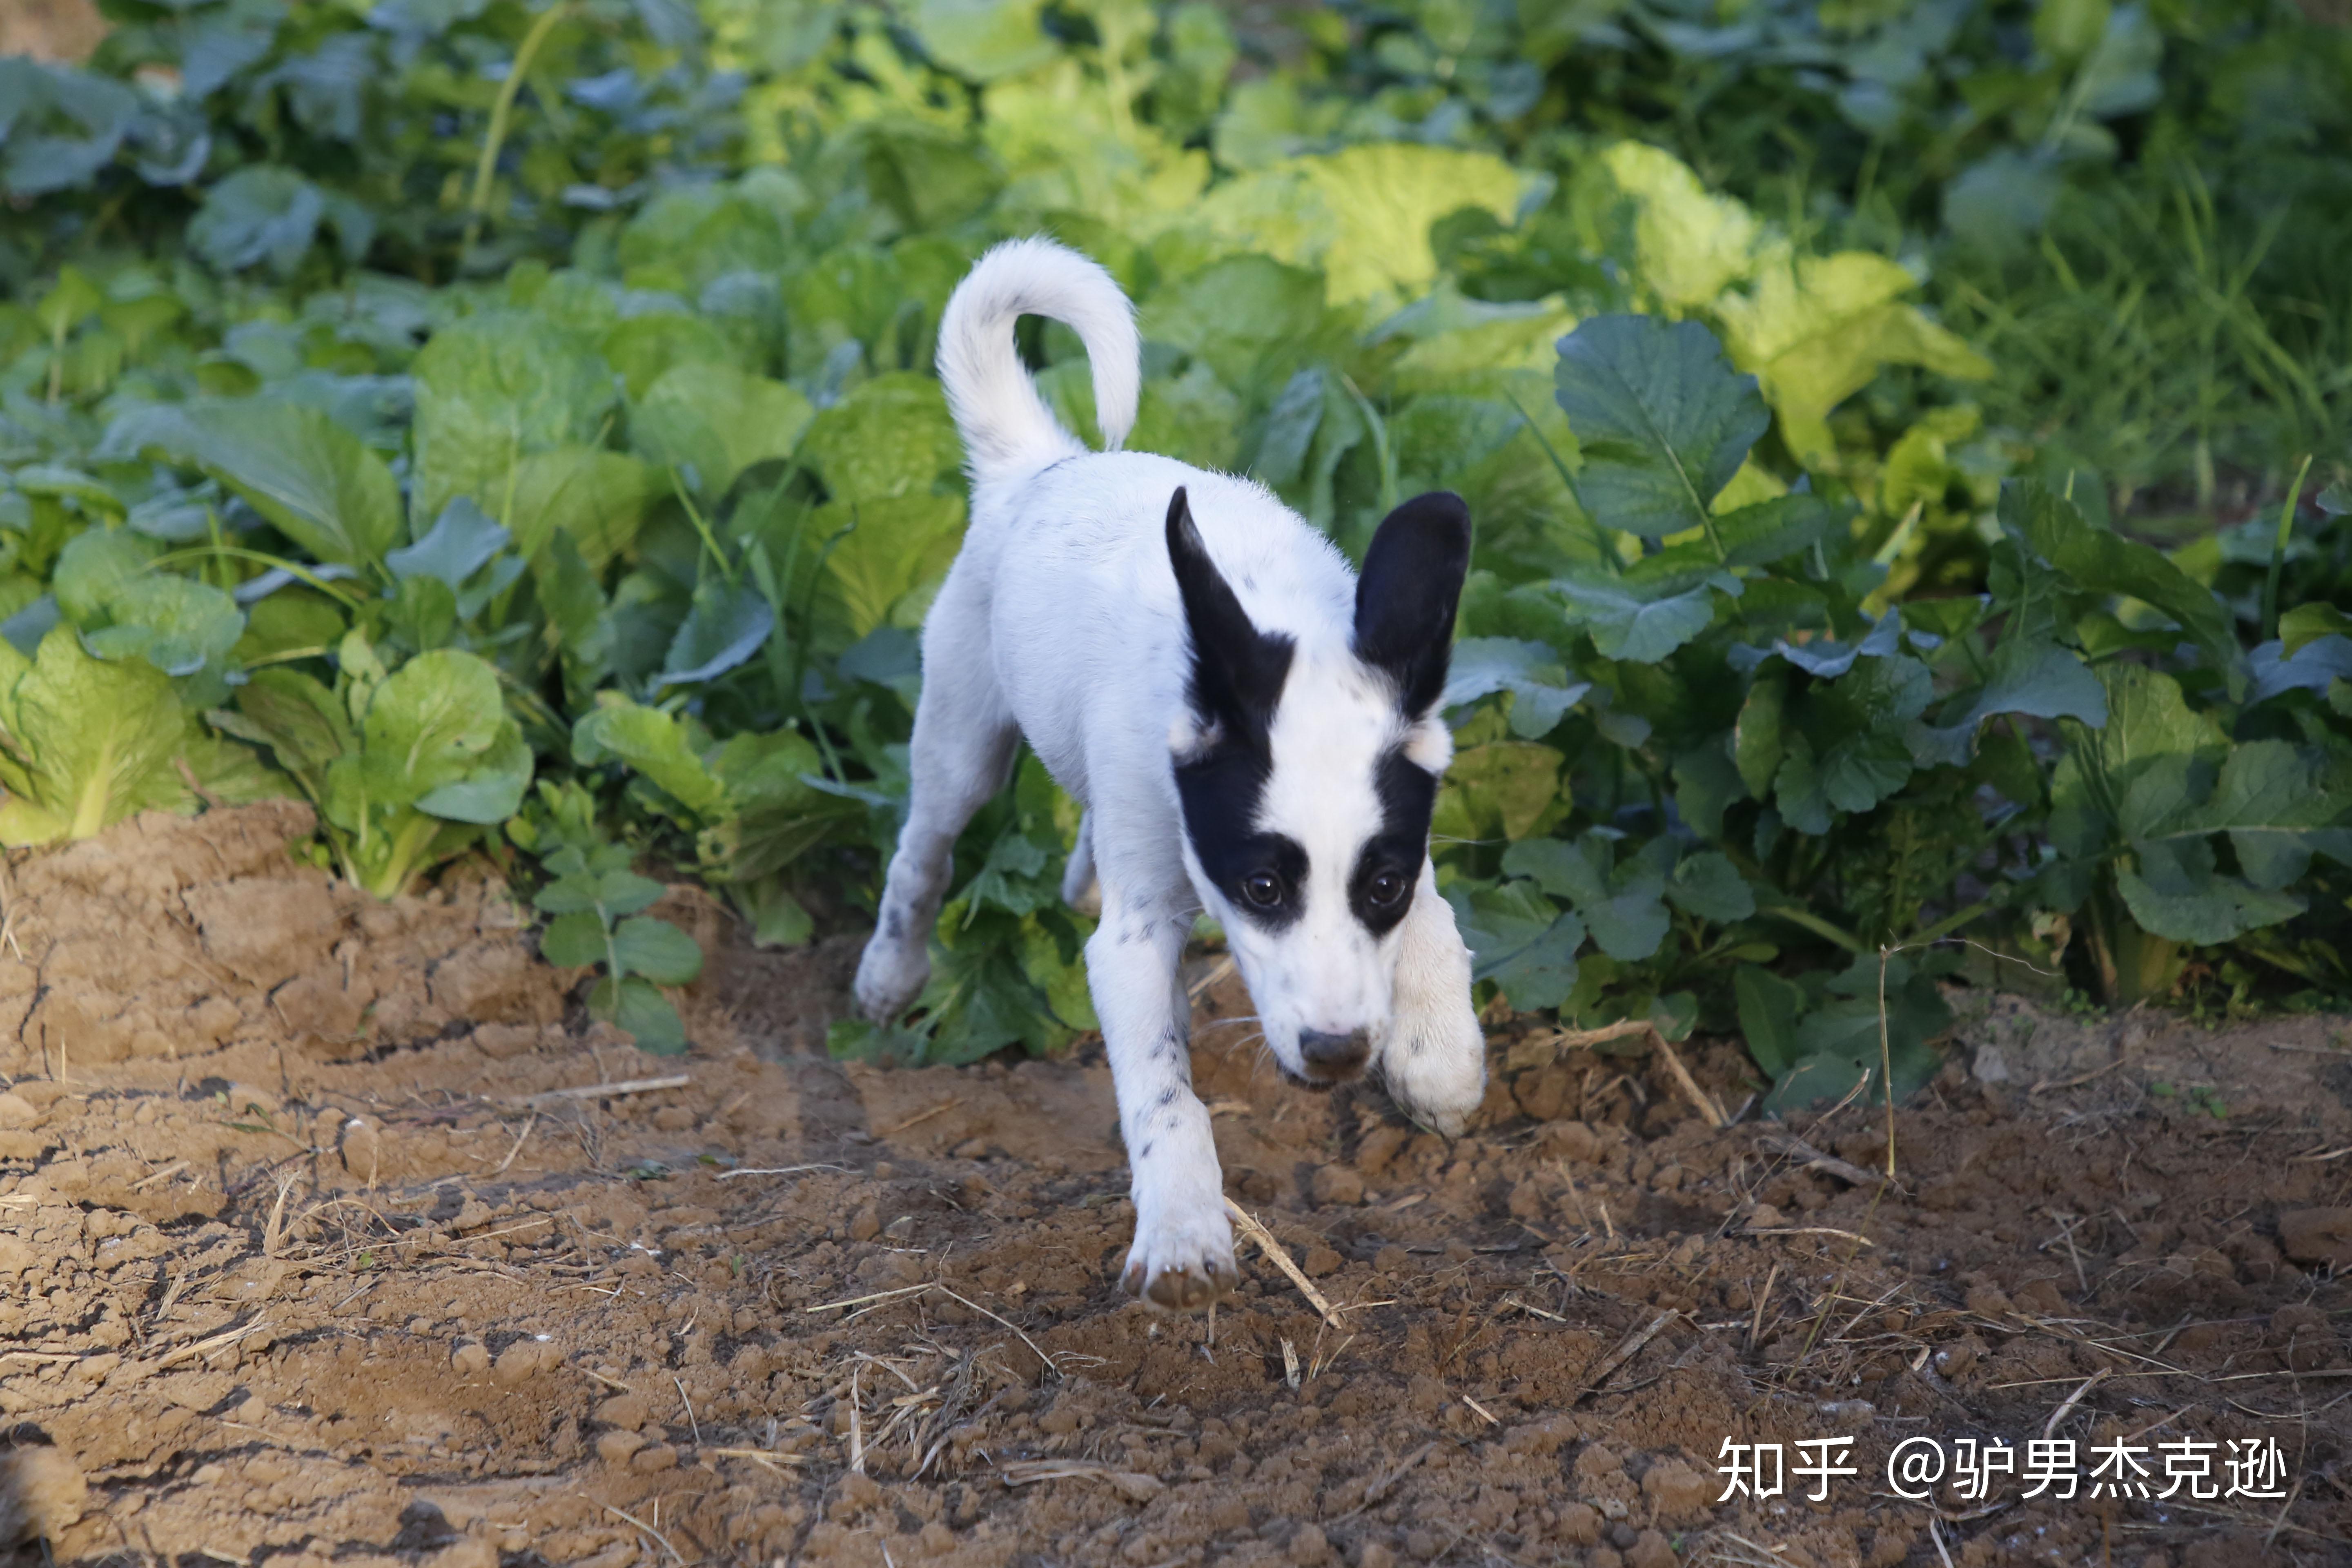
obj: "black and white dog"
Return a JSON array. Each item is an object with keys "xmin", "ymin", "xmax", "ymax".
[{"xmin": 854, "ymin": 239, "xmax": 1487, "ymax": 1310}]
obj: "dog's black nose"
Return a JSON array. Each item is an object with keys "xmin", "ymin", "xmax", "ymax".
[{"xmin": 1298, "ymin": 1029, "xmax": 1370, "ymax": 1082}]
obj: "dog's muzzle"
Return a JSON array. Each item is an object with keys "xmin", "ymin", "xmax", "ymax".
[{"xmin": 1297, "ymin": 1028, "xmax": 1370, "ymax": 1085}]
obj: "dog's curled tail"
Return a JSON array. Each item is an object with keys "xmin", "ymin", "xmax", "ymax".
[{"xmin": 936, "ymin": 237, "xmax": 1139, "ymax": 481}]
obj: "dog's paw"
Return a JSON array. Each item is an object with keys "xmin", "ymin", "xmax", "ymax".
[
  {"xmin": 853, "ymin": 933, "xmax": 931, "ymax": 1023},
  {"xmin": 1118, "ymin": 1194, "xmax": 1236, "ymax": 1313},
  {"xmin": 1378, "ymin": 995, "xmax": 1488, "ymax": 1139}
]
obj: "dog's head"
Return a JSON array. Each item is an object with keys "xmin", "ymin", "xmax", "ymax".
[{"xmin": 1165, "ymin": 485, "xmax": 1470, "ymax": 1089}]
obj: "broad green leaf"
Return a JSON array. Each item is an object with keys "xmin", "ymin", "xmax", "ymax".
[
  {"xmin": 2072, "ymin": 4, "xmax": 2163, "ymax": 118},
  {"xmin": 2049, "ymin": 664, "xmax": 2228, "ymax": 859},
  {"xmin": 1449, "ymin": 881, "xmax": 1584, "ymax": 1011},
  {"xmin": 188, "ymin": 166, "xmax": 324, "ymax": 275},
  {"xmin": 662, "ymin": 581, "xmax": 775, "ymax": 686},
  {"xmin": 386, "ymin": 499, "xmax": 510, "ymax": 590},
  {"xmin": 1293, "ymin": 143, "xmax": 1529, "ymax": 310},
  {"xmin": 1441, "ymin": 637, "xmax": 1590, "ymax": 738},
  {"xmin": 594, "ymin": 975, "xmax": 689, "ymax": 1054},
  {"xmin": 2282, "ymin": 604, "xmax": 2352, "ymax": 659},
  {"xmin": 2123, "ymin": 739, "xmax": 2352, "ymax": 892},
  {"xmin": 104, "ymin": 400, "xmax": 402, "ymax": 569},
  {"xmin": 1942, "ymin": 150, "xmax": 2062, "ymax": 254},
  {"xmin": 1586, "ymin": 141, "xmax": 1760, "ymax": 310},
  {"xmin": 32, "ymin": 267, "xmax": 103, "ymax": 340},
  {"xmin": 222, "ymin": 666, "xmax": 351, "ymax": 775},
  {"xmin": 1911, "ymin": 639, "xmax": 2107, "ymax": 767},
  {"xmin": 1550, "ymin": 564, "xmax": 1738, "ymax": 662},
  {"xmin": 354, "ymin": 648, "xmax": 514, "ymax": 813},
  {"xmin": 1193, "ymin": 143, "xmax": 1528, "ymax": 310},
  {"xmin": 1140, "ymin": 255, "xmax": 1329, "ymax": 401},
  {"xmin": 2036, "ymin": 0, "xmax": 2112, "ymax": 62},
  {"xmin": 817, "ymin": 493, "xmax": 967, "ymax": 638},
  {"xmin": 612, "ymin": 916, "xmax": 704, "ymax": 987},
  {"xmin": 707, "ymin": 727, "xmax": 829, "ymax": 813},
  {"xmin": 183, "ymin": 731, "xmax": 292, "ymax": 808},
  {"xmin": 2114, "ymin": 871, "xmax": 2303, "ymax": 947},
  {"xmin": 506, "ymin": 448, "xmax": 657, "ymax": 570},
  {"xmin": 743, "ymin": 881, "xmax": 815, "ymax": 948},
  {"xmin": 1816, "ymin": 730, "xmax": 1914, "ymax": 814},
  {"xmin": 1553, "ymin": 315, "xmax": 1769, "ymax": 539},
  {"xmin": 1999, "ymin": 480, "xmax": 2238, "ymax": 688},
  {"xmin": 410, "ymin": 312, "xmax": 617, "ymax": 533},
  {"xmin": 1666, "ymin": 851, "xmax": 1755, "ymax": 922},
  {"xmin": 51, "ymin": 528, "xmax": 153, "ymax": 625},
  {"xmin": 1505, "ymin": 835, "xmax": 1670, "ymax": 961},
  {"xmin": 1383, "ymin": 290, "xmax": 1580, "ymax": 394},
  {"xmin": 602, "ymin": 312, "xmax": 739, "ymax": 400},
  {"xmin": 1772, "ymin": 653, "xmax": 1933, "ymax": 820},
  {"xmin": 1762, "ymin": 956, "xmax": 1952, "ymax": 1111},
  {"xmin": 413, "ymin": 724, "xmax": 531, "ymax": 824},
  {"xmin": 541, "ymin": 909, "xmax": 607, "ymax": 968},
  {"xmin": 82, "ymin": 575, "xmax": 245, "ymax": 684},
  {"xmin": 905, "ymin": 0, "xmax": 1056, "ymax": 80},
  {"xmin": 962, "ymin": 830, "xmax": 1054, "ymax": 918},
  {"xmin": 533, "ymin": 873, "xmax": 604, "ymax": 917},
  {"xmin": 980, "ymin": 58, "xmax": 1209, "ymax": 232},
  {"xmin": 920, "ymin": 911, "xmax": 1073, "ymax": 1062},
  {"xmin": 1733, "ymin": 963, "xmax": 1804, "ymax": 1078},
  {"xmin": 1716, "ymin": 495, "xmax": 1839, "ymax": 568},
  {"xmin": 0, "ymin": 626, "xmax": 196, "ymax": 844},
  {"xmin": 1734, "ymin": 668, "xmax": 1786, "ymax": 799},
  {"xmin": 799, "ymin": 372, "xmax": 960, "ymax": 503},
  {"xmin": 1713, "ymin": 247, "xmax": 1991, "ymax": 467},
  {"xmin": 595, "ymin": 870, "xmax": 669, "ymax": 917},
  {"xmin": 572, "ymin": 698, "xmax": 730, "ymax": 822},
  {"xmin": 631, "ymin": 364, "xmax": 813, "ymax": 500},
  {"xmin": 859, "ymin": 119, "xmax": 1007, "ymax": 232},
  {"xmin": 1432, "ymin": 741, "xmax": 1564, "ymax": 844},
  {"xmin": 232, "ymin": 588, "xmax": 344, "ymax": 666}
]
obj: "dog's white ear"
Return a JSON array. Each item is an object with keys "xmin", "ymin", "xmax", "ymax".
[
  {"xmin": 1355, "ymin": 491, "xmax": 1471, "ymax": 716},
  {"xmin": 1167, "ymin": 487, "xmax": 1293, "ymax": 733}
]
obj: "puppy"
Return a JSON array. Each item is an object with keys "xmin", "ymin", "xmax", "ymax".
[{"xmin": 854, "ymin": 238, "xmax": 1487, "ymax": 1310}]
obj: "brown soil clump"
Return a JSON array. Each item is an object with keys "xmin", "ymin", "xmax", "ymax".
[{"xmin": 1, "ymin": 804, "xmax": 2348, "ymax": 1566}]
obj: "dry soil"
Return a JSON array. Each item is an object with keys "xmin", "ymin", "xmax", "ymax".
[{"xmin": 2, "ymin": 803, "xmax": 2350, "ymax": 1568}]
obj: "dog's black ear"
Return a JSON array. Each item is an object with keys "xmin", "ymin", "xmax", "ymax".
[
  {"xmin": 1167, "ymin": 487, "xmax": 1292, "ymax": 733},
  {"xmin": 1355, "ymin": 490, "xmax": 1470, "ymax": 716}
]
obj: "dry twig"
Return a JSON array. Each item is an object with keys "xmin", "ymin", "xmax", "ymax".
[
  {"xmin": 1575, "ymin": 1310, "xmax": 1679, "ymax": 1403},
  {"xmin": 1224, "ymin": 1198, "xmax": 1339, "ymax": 1323}
]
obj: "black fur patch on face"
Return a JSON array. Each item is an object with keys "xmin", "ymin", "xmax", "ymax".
[
  {"xmin": 1167, "ymin": 487, "xmax": 1308, "ymax": 931},
  {"xmin": 1173, "ymin": 737, "xmax": 1308, "ymax": 931},
  {"xmin": 1349, "ymin": 747, "xmax": 1436, "ymax": 936}
]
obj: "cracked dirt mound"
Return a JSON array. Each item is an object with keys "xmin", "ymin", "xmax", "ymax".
[{"xmin": 1, "ymin": 803, "xmax": 2350, "ymax": 1566}]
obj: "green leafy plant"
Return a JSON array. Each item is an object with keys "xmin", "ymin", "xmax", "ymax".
[
  {"xmin": 0, "ymin": 0, "xmax": 2344, "ymax": 1093},
  {"xmin": 212, "ymin": 633, "xmax": 530, "ymax": 898},
  {"xmin": 532, "ymin": 838, "xmax": 703, "ymax": 1056}
]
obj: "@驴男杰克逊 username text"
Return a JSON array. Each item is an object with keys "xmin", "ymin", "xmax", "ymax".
[{"xmin": 1714, "ymin": 1434, "xmax": 2290, "ymax": 1505}]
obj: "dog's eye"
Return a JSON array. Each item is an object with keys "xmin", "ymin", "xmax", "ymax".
[
  {"xmin": 1368, "ymin": 871, "xmax": 1407, "ymax": 907},
  {"xmin": 1243, "ymin": 871, "xmax": 1283, "ymax": 908}
]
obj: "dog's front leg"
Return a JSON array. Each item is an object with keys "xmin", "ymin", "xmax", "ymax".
[
  {"xmin": 1376, "ymin": 858, "xmax": 1489, "ymax": 1137},
  {"xmin": 1087, "ymin": 885, "xmax": 1234, "ymax": 1311}
]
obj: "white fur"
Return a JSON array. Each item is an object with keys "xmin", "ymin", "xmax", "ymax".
[{"xmin": 855, "ymin": 238, "xmax": 1486, "ymax": 1312}]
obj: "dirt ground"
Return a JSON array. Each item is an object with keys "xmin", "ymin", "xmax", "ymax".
[{"xmin": 2, "ymin": 804, "xmax": 2350, "ymax": 1567}]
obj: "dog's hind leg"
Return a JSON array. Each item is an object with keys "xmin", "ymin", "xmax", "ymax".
[
  {"xmin": 1088, "ymin": 873, "xmax": 1234, "ymax": 1312},
  {"xmin": 1374, "ymin": 858, "xmax": 1488, "ymax": 1137},
  {"xmin": 854, "ymin": 572, "xmax": 1019, "ymax": 1023},
  {"xmin": 1059, "ymin": 811, "xmax": 1102, "ymax": 918}
]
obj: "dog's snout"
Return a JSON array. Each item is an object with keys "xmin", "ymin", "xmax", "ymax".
[{"xmin": 1298, "ymin": 1028, "xmax": 1370, "ymax": 1082}]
